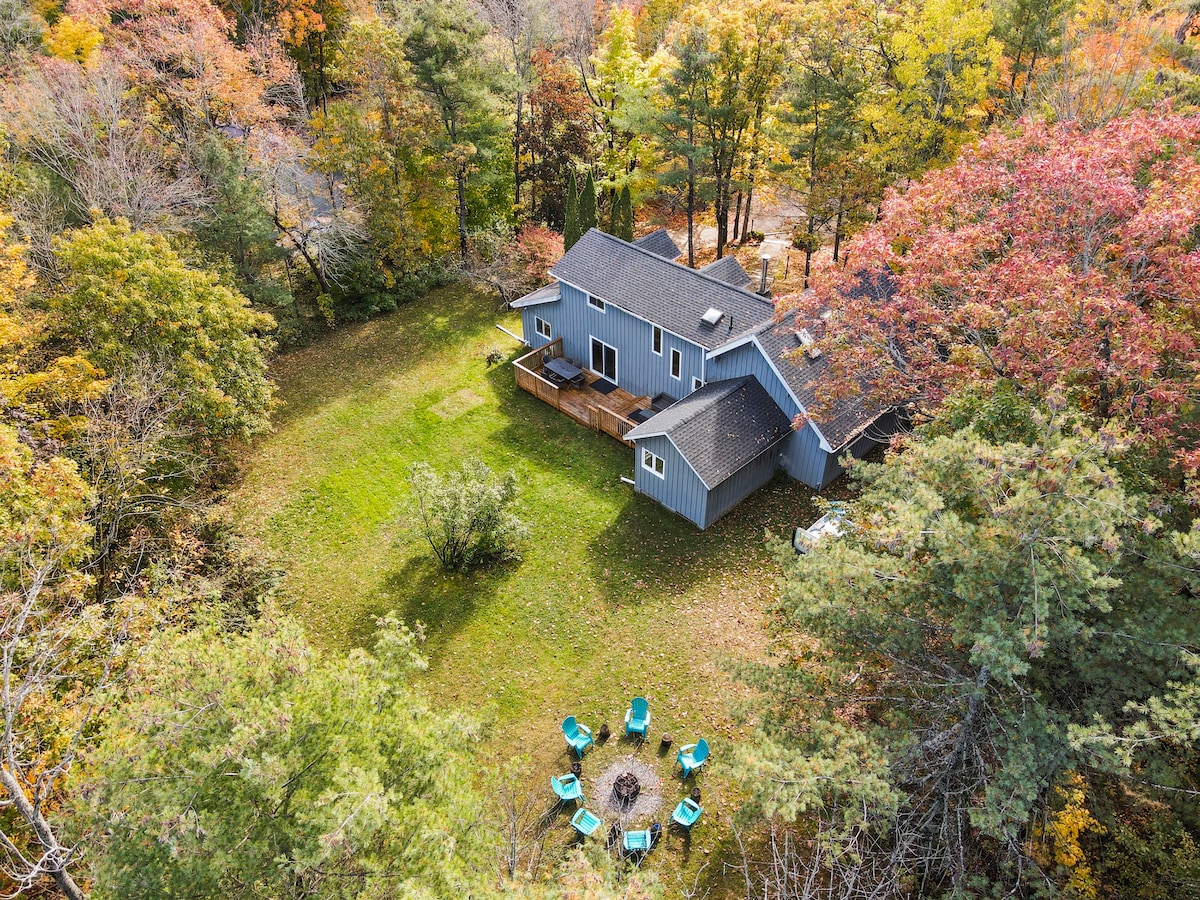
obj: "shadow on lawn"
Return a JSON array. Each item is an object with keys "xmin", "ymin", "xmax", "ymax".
[
  {"xmin": 349, "ymin": 552, "xmax": 514, "ymax": 653},
  {"xmin": 584, "ymin": 474, "xmax": 821, "ymax": 605},
  {"xmin": 270, "ymin": 286, "xmax": 501, "ymax": 429}
]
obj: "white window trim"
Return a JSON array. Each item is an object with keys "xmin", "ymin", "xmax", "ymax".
[
  {"xmin": 670, "ymin": 348, "xmax": 682, "ymax": 380},
  {"xmin": 641, "ymin": 448, "xmax": 665, "ymax": 479},
  {"xmin": 535, "ymin": 316, "xmax": 551, "ymax": 339},
  {"xmin": 691, "ymin": 376, "xmax": 704, "ymax": 392},
  {"xmin": 587, "ymin": 294, "xmax": 606, "ymax": 312},
  {"xmin": 652, "ymin": 325, "xmax": 662, "ymax": 356},
  {"xmin": 589, "ymin": 335, "xmax": 618, "ymax": 383}
]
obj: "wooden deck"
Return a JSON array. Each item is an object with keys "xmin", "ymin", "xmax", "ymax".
[{"xmin": 513, "ymin": 339, "xmax": 650, "ymax": 446}]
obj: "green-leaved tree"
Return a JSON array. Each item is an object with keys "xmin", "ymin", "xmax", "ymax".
[{"xmin": 76, "ymin": 613, "xmax": 489, "ymax": 898}]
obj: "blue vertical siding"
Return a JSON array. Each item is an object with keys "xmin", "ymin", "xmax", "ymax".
[
  {"xmin": 632, "ymin": 435, "xmax": 707, "ymax": 528},
  {"xmin": 549, "ymin": 282, "xmax": 706, "ymax": 400},
  {"xmin": 706, "ymin": 341, "xmax": 834, "ymax": 490},
  {"xmin": 703, "ymin": 441, "xmax": 784, "ymax": 528}
]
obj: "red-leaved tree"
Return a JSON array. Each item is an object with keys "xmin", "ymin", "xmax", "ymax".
[{"xmin": 786, "ymin": 110, "xmax": 1200, "ymax": 471}]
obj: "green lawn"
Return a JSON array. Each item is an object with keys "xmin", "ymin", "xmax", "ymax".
[{"xmin": 229, "ymin": 284, "xmax": 838, "ymax": 893}]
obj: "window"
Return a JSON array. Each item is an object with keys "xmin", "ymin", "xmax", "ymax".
[
  {"xmin": 642, "ymin": 448, "xmax": 665, "ymax": 478},
  {"xmin": 590, "ymin": 337, "xmax": 617, "ymax": 382},
  {"xmin": 535, "ymin": 316, "xmax": 551, "ymax": 339},
  {"xmin": 691, "ymin": 377, "xmax": 704, "ymax": 392},
  {"xmin": 652, "ymin": 325, "xmax": 662, "ymax": 355},
  {"xmin": 670, "ymin": 348, "xmax": 681, "ymax": 380},
  {"xmin": 588, "ymin": 294, "xmax": 605, "ymax": 312}
]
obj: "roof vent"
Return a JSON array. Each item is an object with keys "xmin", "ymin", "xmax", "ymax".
[
  {"xmin": 794, "ymin": 328, "xmax": 822, "ymax": 359},
  {"xmin": 701, "ymin": 308, "xmax": 724, "ymax": 326}
]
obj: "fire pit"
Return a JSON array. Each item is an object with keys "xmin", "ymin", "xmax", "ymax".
[
  {"xmin": 593, "ymin": 756, "xmax": 662, "ymax": 821},
  {"xmin": 613, "ymin": 772, "xmax": 640, "ymax": 806}
]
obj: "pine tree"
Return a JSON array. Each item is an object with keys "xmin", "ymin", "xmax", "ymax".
[
  {"xmin": 616, "ymin": 185, "xmax": 634, "ymax": 241},
  {"xmin": 563, "ymin": 169, "xmax": 580, "ymax": 250},
  {"xmin": 579, "ymin": 170, "xmax": 598, "ymax": 236}
]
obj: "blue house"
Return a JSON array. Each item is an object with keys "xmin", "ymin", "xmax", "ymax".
[{"xmin": 512, "ymin": 228, "xmax": 897, "ymax": 529}]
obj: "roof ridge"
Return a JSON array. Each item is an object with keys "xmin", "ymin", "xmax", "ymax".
[{"xmin": 584, "ymin": 229, "xmax": 775, "ymax": 311}]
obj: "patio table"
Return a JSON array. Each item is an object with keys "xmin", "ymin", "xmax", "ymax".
[{"xmin": 544, "ymin": 356, "xmax": 586, "ymax": 386}]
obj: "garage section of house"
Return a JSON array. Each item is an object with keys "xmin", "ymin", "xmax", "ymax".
[{"xmin": 624, "ymin": 376, "xmax": 793, "ymax": 529}]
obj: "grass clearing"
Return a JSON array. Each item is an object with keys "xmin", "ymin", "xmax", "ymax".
[{"xmin": 229, "ymin": 284, "xmax": 843, "ymax": 894}]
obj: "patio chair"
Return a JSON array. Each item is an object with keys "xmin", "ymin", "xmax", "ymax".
[
  {"xmin": 624, "ymin": 697, "xmax": 650, "ymax": 737},
  {"xmin": 622, "ymin": 827, "xmax": 652, "ymax": 854},
  {"xmin": 551, "ymin": 773, "xmax": 583, "ymax": 804},
  {"xmin": 671, "ymin": 797, "xmax": 703, "ymax": 830},
  {"xmin": 562, "ymin": 716, "xmax": 594, "ymax": 757},
  {"xmin": 570, "ymin": 807, "xmax": 602, "ymax": 837},
  {"xmin": 677, "ymin": 738, "xmax": 709, "ymax": 778}
]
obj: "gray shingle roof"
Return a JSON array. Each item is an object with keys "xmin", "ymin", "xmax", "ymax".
[
  {"xmin": 551, "ymin": 229, "xmax": 775, "ymax": 351},
  {"xmin": 753, "ymin": 320, "xmax": 882, "ymax": 451},
  {"xmin": 625, "ymin": 376, "xmax": 791, "ymax": 488},
  {"xmin": 698, "ymin": 255, "xmax": 752, "ymax": 288},
  {"xmin": 631, "ymin": 229, "xmax": 681, "ymax": 260}
]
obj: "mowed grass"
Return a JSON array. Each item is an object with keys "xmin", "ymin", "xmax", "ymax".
[{"xmin": 229, "ymin": 284, "xmax": 838, "ymax": 892}]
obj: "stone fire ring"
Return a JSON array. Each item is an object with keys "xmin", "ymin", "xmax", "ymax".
[{"xmin": 592, "ymin": 756, "xmax": 662, "ymax": 821}]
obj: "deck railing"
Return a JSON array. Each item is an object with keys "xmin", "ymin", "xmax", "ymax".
[
  {"xmin": 590, "ymin": 405, "xmax": 637, "ymax": 444},
  {"xmin": 513, "ymin": 337, "xmax": 648, "ymax": 447},
  {"xmin": 513, "ymin": 338, "xmax": 564, "ymax": 409}
]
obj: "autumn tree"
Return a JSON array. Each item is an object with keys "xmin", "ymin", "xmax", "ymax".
[
  {"xmin": 313, "ymin": 15, "xmax": 455, "ymax": 313},
  {"xmin": 0, "ymin": 424, "xmax": 114, "ymax": 900},
  {"xmin": 739, "ymin": 406, "xmax": 1200, "ymax": 896},
  {"xmin": 52, "ymin": 218, "xmax": 275, "ymax": 444},
  {"xmin": 404, "ymin": 0, "xmax": 510, "ymax": 260},
  {"xmin": 789, "ymin": 110, "xmax": 1200, "ymax": 475},
  {"xmin": 863, "ymin": 0, "xmax": 1002, "ymax": 178},
  {"xmin": 587, "ymin": 6, "xmax": 654, "ymax": 204},
  {"xmin": 523, "ymin": 49, "xmax": 592, "ymax": 229},
  {"xmin": 661, "ymin": 0, "xmax": 790, "ymax": 257}
]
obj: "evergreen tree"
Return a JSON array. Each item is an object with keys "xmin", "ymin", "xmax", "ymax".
[
  {"xmin": 737, "ymin": 399, "xmax": 1200, "ymax": 897},
  {"xmin": 615, "ymin": 185, "xmax": 634, "ymax": 241},
  {"xmin": 563, "ymin": 169, "xmax": 580, "ymax": 250},
  {"xmin": 578, "ymin": 170, "xmax": 598, "ymax": 236}
]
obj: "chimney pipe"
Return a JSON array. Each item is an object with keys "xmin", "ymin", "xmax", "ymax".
[
  {"xmin": 759, "ymin": 255, "xmax": 771, "ymax": 295},
  {"xmin": 728, "ymin": 314, "xmax": 734, "ymax": 333}
]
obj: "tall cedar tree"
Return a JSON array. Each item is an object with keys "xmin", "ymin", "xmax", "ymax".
[
  {"xmin": 614, "ymin": 184, "xmax": 634, "ymax": 241},
  {"xmin": 578, "ymin": 170, "xmax": 597, "ymax": 236},
  {"xmin": 563, "ymin": 169, "xmax": 580, "ymax": 250}
]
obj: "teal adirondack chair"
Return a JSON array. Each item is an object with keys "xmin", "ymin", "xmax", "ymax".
[
  {"xmin": 570, "ymin": 807, "xmax": 602, "ymax": 837},
  {"xmin": 551, "ymin": 774, "xmax": 583, "ymax": 803},
  {"xmin": 678, "ymin": 738, "xmax": 709, "ymax": 778},
  {"xmin": 622, "ymin": 828, "xmax": 652, "ymax": 854},
  {"xmin": 624, "ymin": 697, "xmax": 650, "ymax": 737},
  {"xmin": 562, "ymin": 716, "xmax": 594, "ymax": 757},
  {"xmin": 671, "ymin": 797, "xmax": 703, "ymax": 830}
]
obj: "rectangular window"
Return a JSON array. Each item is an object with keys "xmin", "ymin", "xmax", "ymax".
[
  {"xmin": 691, "ymin": 377, "xmax": 704, "ymax": 392},
  {"xmin": 652, "ymin": 325, "xmax": 662, "ymax": 355},
  {"xmin": 588, "ymin": 294, "xmax": 605, "ymax": 312},
  {"xmin": 642, "ymin": 448, "xmax": 665, "ymax": 478},
  {"xmin": 535, "ymin": 316, "xmax": 551, "ymax": 339},
  {"xmin": 670, "ymin": 348, "xmax": 681, "ymax": 380}
]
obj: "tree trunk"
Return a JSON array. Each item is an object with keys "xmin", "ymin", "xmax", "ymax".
[
  {"xmin": 0, "ymin": 767, "xmax": 87, "ymax": 900},
  {"xmin": 732, "ymin": 191, "xmax": 742, "ymax": 242},
  {"xmin": 740, "ymin": 180, "xmax": 753, "ymax": 244},
  {"xmin": 455, "ymin": 165, "xmax": 470, "ymax": 260},
  {"xmin": 514, "ymin": 91, "xmax": 524, "ymax": 210},
  {"xmin": 832, "ymin": 195, "xmax": 844, "ymax": 262},
  {"xmin": 686, "ymin": 152, "xmax": 696, "ymax": 268}
]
